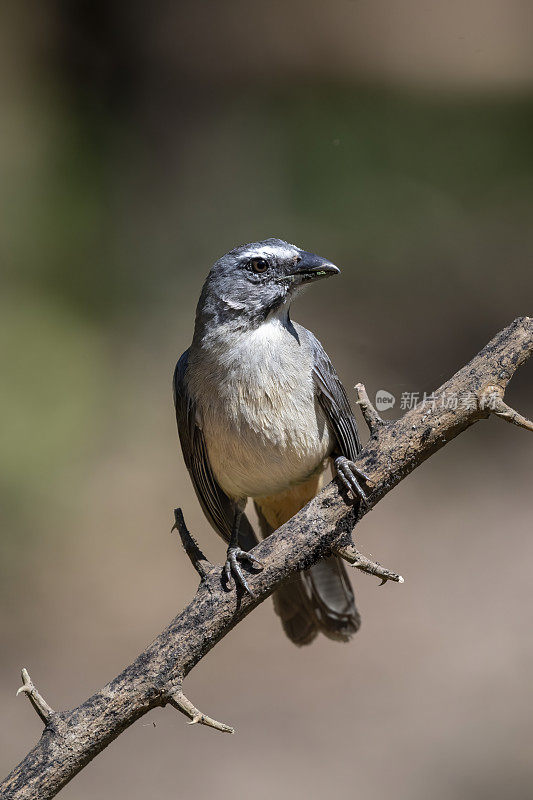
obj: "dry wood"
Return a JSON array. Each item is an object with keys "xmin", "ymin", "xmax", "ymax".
[{"xmin": 2, "ymin": 317, "xmax": 532, "ymax": 800}]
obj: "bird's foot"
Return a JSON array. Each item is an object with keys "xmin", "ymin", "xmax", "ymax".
[
  {"xmin": 223, "ymin": 547, "xmax": 263, "ymax": 597},
  {"xmin": 335, "ymin": 456, "xmax": 372, "ymax": 507}
]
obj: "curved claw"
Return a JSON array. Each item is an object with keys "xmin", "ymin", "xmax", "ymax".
[
  {"xmin": 335, "ymin": 456, "xmax": 371, "ymax": 507},
  {"xmin": 223, "ymin": 547, "xmax": 263, "ymax": 597}
]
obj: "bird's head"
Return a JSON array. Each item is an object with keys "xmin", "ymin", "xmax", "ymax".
[{"xmin": 196, "ymin": 238, "xmax": 340, "ymax": 330}]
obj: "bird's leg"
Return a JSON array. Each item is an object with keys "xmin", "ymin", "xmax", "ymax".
[
  {"xmin": 223, "ymin": 504, "xmax": 263, "ymax": 597},
  {"xmin": 334, "ymin": 456, "xmax": 372, "ymax": 508}
]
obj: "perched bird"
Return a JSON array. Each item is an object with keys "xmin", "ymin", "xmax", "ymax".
[{"xmin": 174, "ymin": 239, "xmax": 368, "ymax": 645}]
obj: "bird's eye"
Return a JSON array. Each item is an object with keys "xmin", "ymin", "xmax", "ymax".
[{"xmin": 249, "ymin": 257, "xmax": 269, "ymax": 273}]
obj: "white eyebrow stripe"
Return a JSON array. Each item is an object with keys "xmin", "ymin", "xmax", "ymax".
[{"xmin": 240, "ymin": 246, "xmax": 293, "ymax": 260}]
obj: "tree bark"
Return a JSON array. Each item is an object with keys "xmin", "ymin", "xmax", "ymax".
[{"xmin": 2, "ymin": 317, "xmax": 532, "ymax": 800}]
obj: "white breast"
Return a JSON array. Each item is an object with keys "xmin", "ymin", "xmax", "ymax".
[{"xmin": 187, "ymin": 317, "xmax": 332, "ymax": 500}]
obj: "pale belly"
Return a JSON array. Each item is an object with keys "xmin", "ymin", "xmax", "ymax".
[
  {"xmin": 198, "ymin": 380, "xmax": 333, "ymax": 500},
  {"xmin": 188, "ymin": 315, "xmax": 334, "ymax": 500}
]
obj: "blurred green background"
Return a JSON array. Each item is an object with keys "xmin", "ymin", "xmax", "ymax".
[{"xmin": 1, "ymin": 2, "xmax": 533, "ymax": 798}]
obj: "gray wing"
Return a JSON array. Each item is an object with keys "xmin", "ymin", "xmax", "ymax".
[
  {"xmin": 309, "ymin": 332, "xmax": 361, "ymax": 461},
  {"xmin": 173, "ymin": 349, "xmax": 258, "ymax": 550}
]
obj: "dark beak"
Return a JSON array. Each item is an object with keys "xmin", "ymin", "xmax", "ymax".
[{"xmin": 287, "ymin": 251, "xmax": 340, "ymax": 285}]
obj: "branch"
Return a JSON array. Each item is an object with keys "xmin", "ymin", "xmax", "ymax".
[
  {"xmin": 167, "ymin": 686, "xmax": 234, "ymax": 734},
  {"xmin": 2, "ymin": 317, "xmax": 532, "ymax": 800},
  {"xmin": 171, "ymin": 507, "xmax": 212, "ymax": 580},
  {"xmin": 16, "ymin": 669, "xmax": 54, "ymax": 725},
  {"xmin": 353, "ymin": 382, "xmax": 385, "ymax": 434},
  {"xmin": 479, "ymin": 383, "xmax": 533, "ymax": 432},
  {"xmin": 336, "ymin": 544, "xmax": 404, "ymax": 585}
]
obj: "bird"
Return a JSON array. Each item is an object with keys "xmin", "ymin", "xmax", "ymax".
[{"xmin": 173, "ymin": 238, "xmax": 369, "ymax": 646}]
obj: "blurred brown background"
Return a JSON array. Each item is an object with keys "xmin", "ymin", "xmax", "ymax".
[{"xmin": 1, "ymin": 1, "xmax": 533, "ymax": 797}]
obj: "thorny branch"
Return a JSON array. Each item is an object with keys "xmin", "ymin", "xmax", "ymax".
[
  {"xmin": 171, "ymin": 507, "xmax": 212, "ymax": 580},
  {"xmin": 15, "ymin": 669, "xmax": 54, "ymax": 726},
  {"xmin": 354, "ymin": 382, "xmax": 385, "ymax": 434},
  {"xmin": 2, "ymin": 317, "xmax": 532, "ymax": 800}
]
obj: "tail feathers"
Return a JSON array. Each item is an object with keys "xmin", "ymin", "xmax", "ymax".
[
  {"xmin": 272, "ymin": 559, "xmax": 360, "ymax": 646},
  {"xmin": 301, "ymin": 557, "xmax": 361, "ymax": 642},
  {"xmin": 254, "ymin": 499, "xmax": 361, "ymax": 646},
  {"xmin": 273, "ymin": 578, "xmax": 319, "ymax": 646}
]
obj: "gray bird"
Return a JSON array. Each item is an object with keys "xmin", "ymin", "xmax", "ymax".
[{"xmin": 173, "ymin": 238, "xmax": 369, "ymax": 645}]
